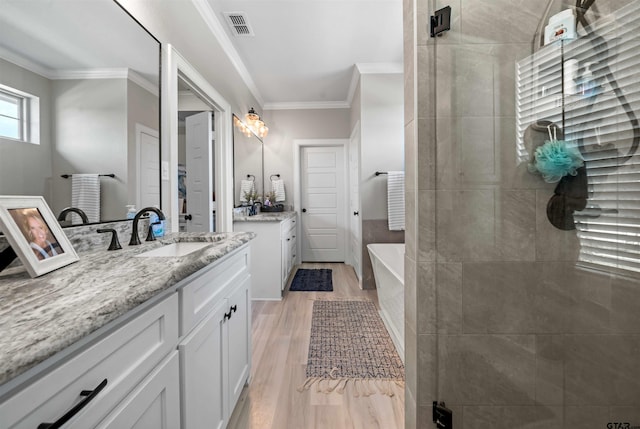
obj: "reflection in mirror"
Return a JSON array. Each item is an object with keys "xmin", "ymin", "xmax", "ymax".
[
  {"xmin": 177, "ymin": 77, "xmax": 217, "ymax": 233},
  {"xmin": 0, "ymin": 0, "xmax": 161, "ymax": 227},
  {"xmin": 233, "ymin": 115, "xmax": 263, "ymax": 207}
]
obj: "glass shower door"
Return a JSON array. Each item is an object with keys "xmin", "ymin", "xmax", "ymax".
[{"xmin": 421, "ymin": 0, "xmax": 640, "ymax": 427}]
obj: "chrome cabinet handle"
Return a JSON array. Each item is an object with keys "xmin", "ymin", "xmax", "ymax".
[{"xmin": 38, "ymin": 379, "xmax": 108, "ymax": 429}]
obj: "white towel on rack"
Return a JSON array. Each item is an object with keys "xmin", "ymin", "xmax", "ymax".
[
  {"xmin": 71, "ymin": 174, "xmax": 100, "ymax": 223},
  {"xmin": 387, "ymin": 171, "xmax": 405, "ymax": 231},
  {"xmin": 271, "ymin": 179, "xmax": 286, "ymax": 202},
  {"xmin": 239, "ymin": 180, "xmax": 255, "ymax": 203}
]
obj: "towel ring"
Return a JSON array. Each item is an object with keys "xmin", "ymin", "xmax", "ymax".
[
  {"xmin": 246, "ymin": 174, "xmax": 255, "ymax": 181},
  {"xmin": 270, "ymin": 174, "xmax": 281, "ymax": 181}
]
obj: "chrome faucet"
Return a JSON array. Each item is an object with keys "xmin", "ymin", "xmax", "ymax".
[
  {"xmin": 129, "ymin": 207, "xmax": 166, "ymax": 246},
  {"xmin": 57, "ymin": 207, "xmax": 89, "ymax": 224}
]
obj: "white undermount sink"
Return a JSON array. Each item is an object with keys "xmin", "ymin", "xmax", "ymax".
[{"xmin": 135, "ymin": 242, "xmax": 211, "ymax": 258}]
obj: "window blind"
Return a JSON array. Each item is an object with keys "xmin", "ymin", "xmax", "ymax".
[{"xmin": 516, "ymin": 1, "xmax": 640, "ymax": 276}]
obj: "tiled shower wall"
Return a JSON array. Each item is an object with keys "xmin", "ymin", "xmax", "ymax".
[{"xmin": 405, "ymin": 0, "xmax": 640, "ymax": 428}]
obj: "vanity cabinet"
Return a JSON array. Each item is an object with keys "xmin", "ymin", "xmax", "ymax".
[
  {"xmin": 281, "ymin": 216, "xmax": 297, "ymax": 288},
  {"xmin": 0, "ymin": 294, "xmax": 179, "ymax": 429},
  {"xmin": 234, "ymin": 214, "xmax": 297, "ymax": 300},
  {"xmin": 0, "ymin": 242, "xmax": 253, "ymax": 429},
  {"xmin": 178, "ymin": 245, "xmax": 251, "ymax": 429}
]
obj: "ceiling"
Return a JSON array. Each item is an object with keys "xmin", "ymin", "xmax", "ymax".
[{"xmin": 203, "ymin": 0, "xmax": 404, "ymax": 109}]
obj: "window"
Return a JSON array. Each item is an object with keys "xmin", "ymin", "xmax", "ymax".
[{"xmin": 0, "ymin": 84, "xmax": 39, "ymax": 144}]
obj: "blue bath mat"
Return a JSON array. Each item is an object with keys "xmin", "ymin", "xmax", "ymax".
[{"xmin": 289, "ymin": 269, "xmax": 333, "ymax": 292}]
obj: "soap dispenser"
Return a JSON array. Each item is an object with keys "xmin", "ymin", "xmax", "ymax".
[
  {"xmin": 149, "ymin": 204, "xmax": 165, "ymax": 238},
  {"xmin": 580, "ymin": 62, "xmax": 598, "ymax": 97}
]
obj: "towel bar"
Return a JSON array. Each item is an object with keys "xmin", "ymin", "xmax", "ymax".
[{"xmin": 61, "ymin": 174, "xmax": 115, "ymax": 179}]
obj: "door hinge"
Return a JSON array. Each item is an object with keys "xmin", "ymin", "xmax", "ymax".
[
  {"xmin": 433, "ymin": 401, "xmax": 453, "ymax": 428},
  {"xmin": 430, "ymin": 6, "xmax": 451, "ymax": 38}
]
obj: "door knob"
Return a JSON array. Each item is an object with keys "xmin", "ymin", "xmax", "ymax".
[
  {"xmin": 353, "ymin": 211, "xmax": 359, "ymax": 216},
  {"xmin": 302, "ymin": 208, "xmax": 307, "ymax": 213},
  {"xmin": 185, "ymin": 214, "xmax": 192, "ymax": 221}
]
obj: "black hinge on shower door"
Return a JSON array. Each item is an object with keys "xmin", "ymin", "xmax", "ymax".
[
  {"xmin": 430, "ymin": 6, "xmax": 451, "ymax": 37},
  {"xmin": 433, "ymin": 401, "xmax": 453, "ymax": 428}
]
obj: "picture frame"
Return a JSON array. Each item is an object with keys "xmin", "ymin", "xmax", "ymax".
[{"xmin": 0, "ymin": 195, "xmax": 79, "ymax": 278}]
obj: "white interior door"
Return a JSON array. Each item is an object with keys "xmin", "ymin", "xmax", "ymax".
[
  {"xmin": 185, "ymin": 111, "xmax": 213, "ymax": 232},
  {"xmin": 349, "ymin": 125, "xmax": 362, "ymax": 281},
  {"xmin": 300, "ymin": 146, "xmax": 346, "ymax": 262},
  {"xmin": 137, "ymin": 125, "xmax": 160, "ymax": 210}
]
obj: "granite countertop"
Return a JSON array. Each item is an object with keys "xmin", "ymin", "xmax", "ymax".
[
  {"xmin": 233, "ymin": 211, "xmax": 296, "ymax": 222},
  {"xmin": 0, "ymin": 231, "xmax": 255, "ymax": 386}
]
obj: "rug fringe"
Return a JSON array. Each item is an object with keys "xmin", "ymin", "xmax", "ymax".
[{"xmin": 297, "ymin": 376, "xmax": 405, "ymax": 397}]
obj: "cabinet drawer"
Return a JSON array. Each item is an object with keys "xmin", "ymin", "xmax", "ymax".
[
  {"xmin": 95, "ymin": 351, "xmax": 180, "ymax": 429},
  {"xmin": 0, "ymin": 294, "xmax": 179, "ymax": 429},
  {"xmin": 179, "ymin": 246, "xmax": 250, "ymax": 336}
]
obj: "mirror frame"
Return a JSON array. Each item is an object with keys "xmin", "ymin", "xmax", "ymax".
[
  {"xmin": 114, "ymin": 0, "xmax": 163, "ymax": 219},
  {"xmin": 0, "ymin": 0, "xmax": 162, "ymax": 227},
  {"xmin": 232, "ymin": 114, "xmax": 264, "ymax": 207}
]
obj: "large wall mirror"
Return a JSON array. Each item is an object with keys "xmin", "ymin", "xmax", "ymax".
[
  {"xmin": 233, "ymin": 115, "xmax": 263, "ymax": 207},
  {"xmin": 0, "ymin": 0, "xmax": 161, "ymax": 226}
]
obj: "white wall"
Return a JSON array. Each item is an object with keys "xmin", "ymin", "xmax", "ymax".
[
  {"xmin": 358, "ymin": 72, "xmax": 404, "ymax": 220},
  {"xmin": 127, "ymin": 79, "xmax": 160, "ymax": 211},
  {"xmin": 51, "ymin": 79, "xmax": 128, "ymax": 220}
]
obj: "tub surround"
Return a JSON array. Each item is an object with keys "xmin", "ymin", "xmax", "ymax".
[{"xmin": 0, "ymin": 231, "xmax": 255, "ymax": 388}]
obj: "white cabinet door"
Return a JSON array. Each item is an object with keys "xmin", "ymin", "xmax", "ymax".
[
  {"xmin": 179, "ymin": 302, "xmax": 227, "ymax": 429},
  {"xmin": 226, "ymin": 276, "xmax": 251, "ymax": 413},
  {"xmin": 96, "ymin": 351, "xmax": 180, "ymax": 429}
]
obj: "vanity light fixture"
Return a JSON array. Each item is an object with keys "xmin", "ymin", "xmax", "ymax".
[{"xmin": 244, "ymin": 107, "xmax": 269, "ymax": 138}]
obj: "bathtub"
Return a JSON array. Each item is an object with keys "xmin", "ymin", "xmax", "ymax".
[{"xmin": 367, "ymin": 243, "xmax": 404, "ymax": 361}]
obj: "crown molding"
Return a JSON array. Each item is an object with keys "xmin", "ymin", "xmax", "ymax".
[
  {"xmin": 0, "ymin": 47, "xmax": 51, "ymax": 78},
  {"xmin": 345, "ymin": 62, "xmax": 402, "ymax": 107},
  {"xmin": 190, "ymin": 0, "xmax": 264, "ymax": 106},
  {"xmin": 52, "ymin": 69, "xmax": 158, "ymax": 96},
  {"xmin": 265, "ymin": 62, "xmax": 402, "ymax": 110},
  {"xmin": 1, "ymin": 48, "xmax": 158, "ymax": 95}
]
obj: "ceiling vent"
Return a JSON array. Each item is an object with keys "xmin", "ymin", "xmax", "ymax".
[{"xmin": 223, "ymin": 12, "xmax": 255, "ymax": 37}]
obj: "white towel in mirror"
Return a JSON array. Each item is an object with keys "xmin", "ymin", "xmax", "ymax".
[
  {"xmin": 71, "ymin": 174, "xmax": 100, "ymax": 223},
  {"xmin": 239, "ymin": 180, "xmax": 255, "ymax": 203},
  {"xmin": 271, "ymin": 179, "xmax": 286, "ymax": 202}
]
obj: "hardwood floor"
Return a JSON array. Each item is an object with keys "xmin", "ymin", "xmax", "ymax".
[{"xmin": 227, "ymin": 262, "xmax": 405, "ymax": 429}]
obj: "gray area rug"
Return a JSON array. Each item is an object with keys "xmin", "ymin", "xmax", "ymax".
[{"xmin": 299, "ymin": 300, "xmax": 405, "ymax": 396}]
